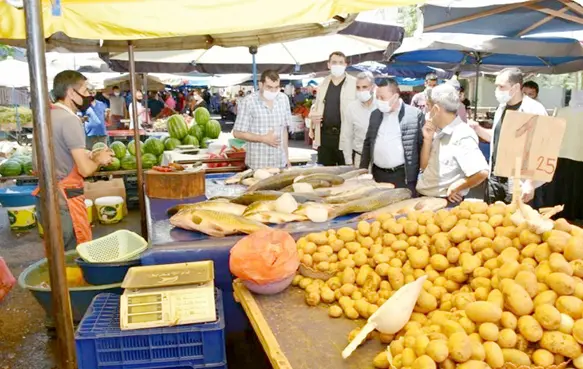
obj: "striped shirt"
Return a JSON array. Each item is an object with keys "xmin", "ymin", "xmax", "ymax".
[{"xmin": 234, "ymin": 92, "xmax": 291, "ymax": 169}]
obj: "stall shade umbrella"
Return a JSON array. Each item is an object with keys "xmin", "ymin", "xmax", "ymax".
[
  {"xmin": 422, "ymin": 0, "xmax": 583, "ymax": 37},
  {"xmin": 391, "ymin": 35, "xmax": 583, "ymax": 117},
  {"xmin": 348, "ymin": 60, "xmax": 455, "ymax": 79}
]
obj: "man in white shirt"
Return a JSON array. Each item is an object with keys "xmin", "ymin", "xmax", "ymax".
[
  {"xmin": 342, "ymin": 71, "xmax": 376, "ymax": 167},
  {"xmin": 417, "ymin": 84, "xmax": 489, "ymax": 203},
  {"xmin": 360, "ymin": 78, "xmax": 424, "ymax": 192},
  {"xmin": 128, "ymin": 90, "xmax": 148, "ymax": 130},
  {"xmin": 469, "ymin": 68, "xmax": 547, "ymax": 204},
  {"xmin": 411, "ymin": 73, "xmax": 438, "ymax": 114}
]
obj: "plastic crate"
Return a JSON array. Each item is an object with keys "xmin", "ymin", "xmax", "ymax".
[
  {"xmin": 76, "ymin": 290, "xmax": 226, "ymax": 369},
  {"xmin": 76, "ymin": 230, "xmax": 148, "ymax": 263}
]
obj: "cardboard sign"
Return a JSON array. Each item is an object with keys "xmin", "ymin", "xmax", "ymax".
[{"xmin": 494, "ymin": 111, "xmax": 566, "ymax": 182}]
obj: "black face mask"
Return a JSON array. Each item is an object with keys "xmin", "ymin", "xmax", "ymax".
[{"xmin": 74, "ymin": 89, "xmax": 92, "ymax": 112}]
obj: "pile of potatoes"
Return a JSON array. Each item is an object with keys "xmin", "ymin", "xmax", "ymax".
[{"xmin": 292, "ymin": 201, "xmax": 583, "ymax": 369}]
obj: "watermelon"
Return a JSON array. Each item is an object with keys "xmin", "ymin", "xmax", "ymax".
[
  {"xmin": 128, "ymin": 140, "xmax": 144, "ymax": 156},
  {"xmin": 167, "ymin": 114, "xmax": 188, "ymax": 139},
  {"xmin": 157, "ymin": 154, "xmax": 164, "ymax": 165},
  {"xmin": 205, "ymin": 119, "xmax": 221, "ymax": 139},
  {"xmin": 182, "ymin": 135, "xmax": 199, "ymax": 147},
  {"xmin": 0, "ymin": 160, "xmax": 22, "ymax": 177},
  {"xmin": 120, "ymin": 155, "xmax": 137, "ymax": 170},
  {"xmin": 200, "ymin": 137, "xmax": 212, "ymax": 149},
  {"xmin": 188, "ymin": 124, "xmax": 204, "ymax": 141},
  {"xmin": 22, "ymin": 159, "xmax": 33, "ymax": 175},
  {"xmin": 110, "ymin": 141, "xmax": 127, "ymax": 159},
  {"xmin": 194, "ymin": 107, "xmax": 210, "ymax": 126},
  {"xmin": 103, "ymin": 157, "xmax": 121, "ymax": 171},
  {"xmin": 165, "ymin": 138, "xmax": 181, "ymax": 151},
  {"xmin": 10, "ymin": 155, "xmax": 30, "ymax": 164},
  {"xmin": 142, "ymin": 153, "xmax": 157, "ymax": 169},
  {"xmin": 144, "ymin": 137, "xmax": 165, "ymax": 156},
  {"xmin": 92, "ymin": 142, "xmax": 107, "ymax": 151}
]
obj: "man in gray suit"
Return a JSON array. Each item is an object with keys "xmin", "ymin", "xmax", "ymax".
[{"xmin": 360, "ymin": 78, "xmax": 425, "ymax": 193}]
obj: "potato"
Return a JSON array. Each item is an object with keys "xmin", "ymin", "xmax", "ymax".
[
  {"xmin": 546, "ymin": 272, "xmax": 576, "ymax": 295},
  {"xmin": 430, "ymin": 254, "xmax": 449, "ymax": 272},
  {"xmin": 517, "ymin": 315, "xmax": 543, "ymax": 342},
  {"xmin": 502, "ymin": 349, "xmax": 531, "ymax": 366},
  {"xmin": 298, "ymin": 277, "xmax": 313, "ymax": 290},
  {"xmin": 372, "ymin": 351, "xmax": 390, "ymax": 369},
  {"xmin": 340, "ymin": 283, "xmax": 356, "ymax": 296},
  {"xmin": 446, "ymin": 247, "xmax": 460, "ymax": 264},
  {"xmin": 402, "ymin": 347, "xmax": 416, "ymax": 367},
  {"xmin": 540, "ymin": 331, "xmax": 583, "ymax": 359},
  {"xmin": 514, "ymin": 271, "xmax": 538, "ymax": 298},
  {"xmin": 336, "ymin": 227, "xmax": 356, "ymax": 242},
  {"xmin": 465, "ymin": 301, "xmax": 502, "ymax": 323},
  {"xmin": 344, "ymin": 307, "xmax": 359, "ymax": 319},
  {"xmin": 556, "ymin": 296, "xmax": 583, "ymax": 320},
  {"xmin": 460, "ymin": 254, "xmax": 481, "ymax": 274},
  {"xmin": 410, "ymin": 249, "xmax": 430, "ymax": 269},
  {"xmin": 550, "ymin": 253, "xmax": 573, "ymax": 275},
  {"xmin": 497, "ymin": 329, "xmax": 517, "ymax": 348},
  {"xmin": 328, "ymin": 305, "xmax": 342, "ymax": 318},
  {"xmin": 317, "ymin": 261, "xmax": 330, "ymax": 272},
  {"xmin": 413, "ymin": 335, "xmax": 430, "ymax": 357},
  {"xmin": 445, "ymin": 267, "xmax": 467, "ymax": 283},
  {"xmin": 345, "ymin": 241, "xmax": 361, "ymax": 254},
  {"xmin": 356, "ymin": 266, "xmax": 371, "ymax": 286},
  {"xmin": 421, "ymin": 339, "xmax": 447, "ymax": 363},
  {"xmin": 439, "ymin": 215, "xmax": 458, "ymax": 232},
  {"xmin": 305, "ymin": 291, "xmax": 321, "ymax": 306},
  {"xmin": 497, "ymin": 259, "xmax": 520, "ymax": 279},
  {"xmin": 471, "ymin": 237, "xmax": 493, "ymax": 253},
  {"xmin": 546, "ymin": 229, "xmax": 571, "ymax": 252},
  {"xmin": 499, "ymin": 312, "xmax": 517, "ymax": 330},
  {"xmin": 443, "ymin": 320, "xmax": 466, "ymax": 337},
  {"xmin": 533, "ymin": 304, "xmax": 561, "ymax": 331},
  {"xmin": 502, "ymin": 282, "xmax": 534, "ymax": 316},
  {"xmin": 415, "ymin": 290, "xmax": 438, "ymax": 314},
  {"xmin": 469, "ymin": 340, "xmax": 485, "ymax": 361},
  {"xmin": 342, "ymin": 267, "xmax": 356, "ymax": 285},
  {"xmin": 486, "ymin": 289, "xmax": 504, "ymax": 311},
  {"xmin": 321, "ymin": 287, "xmax": 336, "ymax": 303},
  {"xmin": 534, "ymin": 289, "xmax": 558, "ymax": 308},
  {"xmin": 459, "ymin": 317, "xmax": 476, "ymax": 335},
  {"xmin": 565, "ymin": 236, "xmax": 583, "ymax": 261},
  {"xmin": 353, "ymin": 251, "xmax": 368, "ymax": 267},
  {"xmin": 448, "ymin": 332, "xmax": 472, "ymax": 363}
]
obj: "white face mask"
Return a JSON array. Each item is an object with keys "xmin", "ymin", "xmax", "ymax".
[
  {"xmin": 263, "ymin": 90, "xmax": 278, "ymax": 101},
  {"xmin": 356, "ymin": 90, "xmax": 372, "ymax": 103},
  {"xmin": 330, "ymin": 65, "xmax": 346, "ymax": 77},
  {"xmin": 114, "ymin": 92, "xmax": 120, "ymax": 97},
  {"xmin": 376, "ymin": 94, "xmax": 399, "ymax": 113},
  {"xmin": 495, "ymin": 87, "xmax": 513, "ymax": 105}
]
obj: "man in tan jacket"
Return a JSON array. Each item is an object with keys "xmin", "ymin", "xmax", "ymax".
[{"xmin": 308, "ymin": 51, "xmax": 357, "ymax": 166}]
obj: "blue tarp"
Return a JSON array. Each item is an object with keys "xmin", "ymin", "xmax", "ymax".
[
  {"xmin": 348, "ymin": 62, "xmax": 454, "ymax": 79},
  {"xmin": 422, "ymin": 0, "xmax": 583, "ymax": 37}
]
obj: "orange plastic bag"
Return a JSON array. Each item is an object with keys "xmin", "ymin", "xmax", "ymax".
[
  {"xmin": 0, "ymin": 257, "xmax": 16, "ymax": 303},
  {"xmin": 229, "ymin": 229, "xmax": 300, "ymax": 285}
]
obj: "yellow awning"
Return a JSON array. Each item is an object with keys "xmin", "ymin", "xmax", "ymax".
[{"xmin": 0, "ymin": 0, "xmax": 424, "ymax": 51}]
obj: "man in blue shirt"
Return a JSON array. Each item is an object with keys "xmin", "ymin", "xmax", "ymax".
[{"xmin": 84, "ymin": 87, "xmax": 108, "ymax": 149}]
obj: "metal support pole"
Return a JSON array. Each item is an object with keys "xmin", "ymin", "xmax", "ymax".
[
  {"xmin": 250, "ymin": 46, "xmax": 258, "ymax": 91},
  {"xmin": 473, "ymin": 62, "xmax": 480, "ymax": 120},
  {"xmin": 128, "ymin": 42, "xmax": 148, "ymax": 239},
  {"xmin": 23, "ymin": 0, "xmax": 76, "ymax": 368}
]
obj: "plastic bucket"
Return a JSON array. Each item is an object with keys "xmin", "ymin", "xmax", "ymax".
[
  {"xmin": 6, "ymin": 205, "xmax": 36, "ymax": 231},
  {"xmin": 95, "ymin": 196, "xmax": 124, "ymax": 224},
  {"xmin": 85, "ymin": 199, "xmax": 94, "ymax": 224}
]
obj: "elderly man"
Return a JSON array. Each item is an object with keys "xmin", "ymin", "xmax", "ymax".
[
  {"xmin": 360, "ymin": 78, "xmax": 424, "ymax": 192},
  {"xmin": 417, "ymin": 84, "xmax": 489, "ymax": 203},
  {"xmin": 446, "ymin": 79, "xmax": 468, "ymax": 122},
  {"xmin": 411, "ymin": 73, "xmax": 438, "ymax": 113},
  {"xmin": 469, "ymin": 67, "xmax": 547, "ymax": 204},
  {"xmin": 233, "ymin": 70, "xmax": 291, "ymax": 169},
  {"xmin": 308, "ymin": 51, "xmax": 357, "ymax": 166},
  {"xmin": 342, "ymin": 71, "xmax": 376, "ymax": 167}
]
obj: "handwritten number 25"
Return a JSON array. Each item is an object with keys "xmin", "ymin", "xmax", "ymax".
[{"xmin": 537, "ymin": 157, "xmax": 556, "ymax": 175}]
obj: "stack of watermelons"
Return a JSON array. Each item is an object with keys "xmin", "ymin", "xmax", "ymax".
[
  {"xmin": 166, "ymin": 109, "xmax": 221, "ymax": 150},
  {"xmin": 0, "ymin": 153, "xmax": 33, "ymax": 177}
]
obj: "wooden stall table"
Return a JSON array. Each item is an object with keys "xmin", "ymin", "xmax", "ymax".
[{"xmin": 232, "ymin": 280, "xmax": 384, "ymax": 369}]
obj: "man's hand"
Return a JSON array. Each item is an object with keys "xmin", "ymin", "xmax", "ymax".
[
  {"xmin": 447, "ymin": 191, "xmax": 464, "ymax": 204},
  {"xmin": 447, "ymin": 179, "xmax": 466, "ymax": 204},
  {"xmin": 422, "ymin": 122, "xmax": 436, "ymax": 141},
  {"xmin": 522, "ymin": 180, "xmax": 535, "ymax": 203},
  {"xmin": 94, "ymin": 149, "xmax": 115, "ymax": 166},
  {"xmin": 262, "ymin": 130, "xmax": 281, "ymax": 148},
  {"xmin": 310, "ymin": 113, "xmax": 322, "ymax": 126}
]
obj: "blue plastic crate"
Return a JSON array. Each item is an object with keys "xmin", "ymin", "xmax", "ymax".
[
  {"xmin": 75, "ymin": 291, "xmax": 227, "ymax": 369},
  {"xmin": 0, "ymin": 185, "xmax": 37, "ymax": 207}
]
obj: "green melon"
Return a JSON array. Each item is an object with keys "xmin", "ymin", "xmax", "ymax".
[
  {"xmin": 182, "ymin": 135, "xmax": 199, "ymax": 147},
  {"xmin": 167, "ymin": 114, "xmax": 188, "ymax": 139},
  {"xmin": 144, "ymin": 137, "xmax": 165, "ymax": 156},
  {"xmin": 142, "ymin": 153, "xmax": 157, "ymax": 169},
  {"xmin": 9, "ymin": 155, "xmax": 30, "ymax": 165},
  {"xmin": 109, "ymin": 141, "xmax": 127, "ymax": 159},
  {"xmin": 194, "ymin": 107, "xmax": 210, "ymax": 126},
  {"xmin": 0, "ymin": 160, "xmax": 22, "ymax": 177},
  {"xmin": 92, "ymin": 142, "xmax": 107, "ymax": 151},
  {"xmin": 120, "ymin": 155, "xmax": 137, "ymax": 170},
  {"xmin": 200, "ymin": 137, "xmax": 212, "ymax": 149},
  {"xmin": 103, "ymin": 157, "xmax": 121, "ymax": 171},
  {"xmin": 22, "ymin": 159, "xmax": 33, "ymax": 175},
  {"xmin": 189, "ymin": 124, "xmax": 204, "ymax": 142},
  {"xmin": 127, "ymin": 140, "xmax": 144, "ymax": 156},
  {"xmin": 205, "ymin": 119, "xmax": 221, "ymax": 139},
  {"xmin": 157, "ymin": 154, "xmax": 164, "ymax": 165},
  {"xmin": 164, "ymin": 138, "xmax": 181, "ymax": 151}
]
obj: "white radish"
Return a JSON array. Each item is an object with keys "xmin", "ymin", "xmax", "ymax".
[
  {"xmin": 274, "ymin": 193, "xmax": 298, "ymax": 214},
  {"xmin": 305, "ymin": 206, "xmax": 329, "ymax": 223},
  {"xmin": 253, "ymin": 169, "xmax": 272, "ymax": 180},
  {"xmin": 292, "ymin": 182, "xmax": 314, "ymax": 193}
]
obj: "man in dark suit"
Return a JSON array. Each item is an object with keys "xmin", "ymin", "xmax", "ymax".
[{"xmin": 360, "ymin": 78, "xmax": 425, "ymax": 193}]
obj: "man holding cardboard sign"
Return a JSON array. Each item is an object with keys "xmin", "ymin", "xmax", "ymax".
[{"xmin": 469, "ymin": 68, "xmax": 548, "ymax": 204}]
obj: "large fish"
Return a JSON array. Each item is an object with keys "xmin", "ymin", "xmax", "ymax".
[
  {"xmin": 243, "ymin": 200, "xmax": 276, "ymax": 216},
  {"xmin": 229, "ymin": 191, "xmax": 323, "ymax": 205},
  {"xmin": 294, "ymin": 173, "xmax": 345, "ymax": 186},
  {"xmin": 358, "ymin": 197, "xmax": 449, "ymax": 220},
  {"xmin": 170, "ymin": 209, "xmax": 269, "ymax": 237},
  {"xmin": 166, "ymin": 200, "xmax": 247, "ymax": 217},
  {"xmin": 244, "ymin": 211, "xmax": 307, "ymax": 224},
  {"xmin": 247, "ymin": 166, "xmax": 356, "ymax": 192},
  {"xmin": 281, "ymin": 180, "xmax": 331, "ymax": 192},
  {"xmin": 328, "ymin": 188, "xmax": 412, "ymax": 219},
  {"xmin": 324, "ymin": 183, "xmax": 395, "ymax": 204},
  {"xmin": 339, "ymin": 169, "xmax": 369, "ymax": 179},
  {"xmin": 224, "ymin": 168, "xmax": 254, "ymax": 185}
]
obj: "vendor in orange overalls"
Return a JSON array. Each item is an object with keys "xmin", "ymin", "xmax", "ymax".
[{"xmin": 33, "ymin": 70, "xmax": 114, "ymax": 250}]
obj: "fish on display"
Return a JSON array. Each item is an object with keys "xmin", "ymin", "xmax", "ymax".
[
  {"xmin": 224, "ymin": 168, "xmax": 254, "ymax": 185},
  {"xmin": 324, "ymin": 184, "xmax": 395, "ymax": 204},
  {"xmin": 281, "ymin": 180, "xmax": 331, "ymax": 192},
  {"xmin": 358, "ymin": 197, "xmax": 449, "ymax": 220},
  {"xmin": 244, "ymin": 211, "xmax": 307, "ymax": 224},
  {"xmin": 243, "ymin": 200, "xmax": 276, "ymax": 216},
  {"xmin": 246, "ymin": 165, "xmax": 356, "ymax": 192},
  {"xmin": 294, "ymin": 173, "xmax": 345, "ymax": 186},
  {"xmin": 230, "ymin": 191, "xmax": 323, "ymax": 205},
  {"xmin": 328, "ymin": 188, "xmax": 412, "ymax": 219},
  {"xmin": 339, "ymin": 169, "xmax": 369, "ymax": 179},
  {"xmin": 170, "ymin": 209, "xmax": 269, "ymax": 237},
  {"xmin": 166, "ymin": 200, "xmax": 247, "ymax": 217}
]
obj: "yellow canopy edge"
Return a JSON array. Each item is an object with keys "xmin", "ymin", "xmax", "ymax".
[{"xmin": 0, "ymin": 0, "xmax": 424, "ymax": 41}]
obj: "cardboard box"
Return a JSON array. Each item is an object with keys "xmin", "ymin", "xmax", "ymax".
[{"xmin": 84, "ymin": 178, "xmax": 128, "ymax": 216}]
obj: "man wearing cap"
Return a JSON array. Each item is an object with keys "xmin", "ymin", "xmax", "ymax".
[
  {"xmin": 411, "ymin": 73, "xmax": 438, "ymax": 113},
  {"xmin": 446, "ymin": 79, "xmax": 468, "ymax": 122}
]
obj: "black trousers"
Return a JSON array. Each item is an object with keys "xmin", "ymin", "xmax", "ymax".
[
  {"xmin": 372, "ymin": 165, "xmax": 417, "ymax": 196},
  {"xmin": 485, "ymin": 175, "xmax": 512, "ymax": 204},
  {"xmin": 317, "ymin": 132, "xmax": 345, "ymax": 166}
]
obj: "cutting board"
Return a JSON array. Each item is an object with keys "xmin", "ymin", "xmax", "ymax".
[{"xmin": 145, "ymin": 169, "xmax": 205, "ymax": 199}]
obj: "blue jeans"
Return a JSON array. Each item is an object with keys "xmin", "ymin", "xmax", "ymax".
[{"xmin": 35, "ymin": 197, "xmax": 77, "ymax": 251}]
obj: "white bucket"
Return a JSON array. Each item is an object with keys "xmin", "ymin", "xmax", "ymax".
[{"xmin": 95, "ymin": 196, "xmax": 124, "ymax": 224}]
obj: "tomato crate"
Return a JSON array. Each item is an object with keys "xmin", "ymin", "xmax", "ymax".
[{"xmin": 75, "ymin": 291, "xmax": 226, "ymax": 369}]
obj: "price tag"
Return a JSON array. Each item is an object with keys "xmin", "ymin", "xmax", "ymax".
[{"xmin": 494, "ymin": 111, "xmax": 566, "ymax": 182}]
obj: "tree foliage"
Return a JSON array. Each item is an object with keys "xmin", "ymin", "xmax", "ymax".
[
  {"xmin": 0, "ymin": 44, "xmax": 13, "ymax": 60},
  {"xmin": 398, "ymin": 6, "xmax": 419, "ymax": 37}
]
